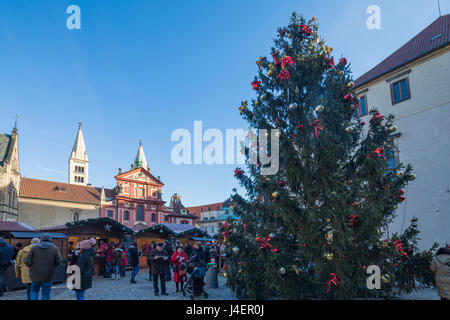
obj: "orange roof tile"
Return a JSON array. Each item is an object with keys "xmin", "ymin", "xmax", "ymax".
[{"xmin": 19, "ymin": 177, "xmax": 115, "ymax": 205}]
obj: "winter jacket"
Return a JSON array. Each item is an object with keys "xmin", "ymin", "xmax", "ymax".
[
  {"xmin": 193, "ymin": 247, "xmax": 210, "ymax": 264},
  {"xmin": 106, "ymin": 247, "xmax": 114, "ymax": 263},
  {"xmin": 120, "ymin": 249, "xmax": 128, "ymax": 266},
  {"xmin": 77, "ymin": 251, "xmax": 93, "ymax": 291},
  {"xmin": 14, "ymin": 245, "xmax": 35, "ymax": 284},
  {"xmin": 113, "ymin": 248, "xmax": 124, "ymax": 265},
  {"xmin": 430, "ymin": 254, "xmax": 450, "ymax": 299},
  {"xmin": 0, "ymin": 239, "xmax": 13, "ymax": 267},
  {"xmin": 148, "ymin": 248, "xmax": 169, "ymax": 275},
  {"xmin": 97, "ymin": 243, "xmax": 107, "ymax": 257},
  {"xmin": 128, "ymin": 245, "xmax": 140, "ymax": 266},
  {"xmin": 24, "ymin": 241, "xmax": 62, "ymax": 283},
  {"xmin": 184, "ymin": 244, "xmax": 194, "ymax": 258},
  {"xmin": 170, "ymin": 251, "xmax": 188, "ymax": 283},
  {"xmin": 164, "ymin": 244, "xmax": 174, "ymax": 261}
]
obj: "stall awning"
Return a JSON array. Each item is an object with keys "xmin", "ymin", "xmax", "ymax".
[
  {"xmin": 191, "ymin": 237, "xmax": 215, "ymax": 242},
  {"xmin": 9, "ymin": 232, "xmax": 67, "ymax": 239}
]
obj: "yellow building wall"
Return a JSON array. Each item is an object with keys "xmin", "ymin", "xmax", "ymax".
[{"xmin": 18, "ymin": 197, "xmax": 100, "ymax": 229}]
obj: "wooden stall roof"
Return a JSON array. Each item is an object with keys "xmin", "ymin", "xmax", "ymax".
[
  {"xmin": 40, "ymin": 217, "xmax": 134, "ymax": 236},
  {"xmin": 0, "ymin": 221, "xmax": 36, "ymax": 232},
  {"xmin": 135, "ymin": 223, "xmax": 208, "ymax": 238}
]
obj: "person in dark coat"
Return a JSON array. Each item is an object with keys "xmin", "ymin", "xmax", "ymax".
[
  {"xmin": 24, "ymin": 233, "xmax": 62, "ymax": 300},
  {"xmin": 184, "ymin": 242, "xmax": 194, "ymax": 258},
  {"xmin": 70, "ymin": 239, "xmax": 95, "ymax": 300},
  {"xmin": 12, "ymin": 242, "xmax": 23, "ymax": 260},
  {"xmin": 147, "ymin": 243, "xmax": 156, "ymax": 281},
  {"xmin": 0, "ymin": 237, "xmax": 14, "ymax": 297},
  {"xmin": 164, "ymin": 240, "xmax": 173, "ymax": 281},
  {"xmin": 192, "ymin": 242, "xmax": 210, "ymax": 264},
  {"xmin": 128, "ymin": 242, "xmax": 141, "ymax": 284},
  {"xmin": 148, "ymin": 243, "xmax": 169, "ymax": 296}
]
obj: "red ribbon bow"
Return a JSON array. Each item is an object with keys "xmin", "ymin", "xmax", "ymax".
[
  {"xmin": 370, "ymin": 113, "xmax": 384, "ymax": 123},
  {"xmin": 393, "ymin": 240, "xmax": 409, "ymax": 260},
  {"xmin": 368, "ymin": 147, "xmax": 386, "ymax": 160},
  {"xmin": 348, "ymin": 214, "xmax": 359, "ymax": 227},
  {"xmin": 255, "ymin": 236, "xmax": 279, "ymax": 252},
  {"xmin": 310, "ymin": 119, "xmax": 324, "ymax": 139},
  {"xmin": 326, "ymin": 273, "xmax": 339, "ymax": 293}
]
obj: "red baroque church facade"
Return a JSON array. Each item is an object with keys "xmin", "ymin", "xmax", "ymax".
[{"xmin": 99, "ymin": 142, "xmax": 198, "ymax": 228}]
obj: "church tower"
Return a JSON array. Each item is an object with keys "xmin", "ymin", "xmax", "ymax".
[
  {"xmin": 69, "ymin": 122, "xmax": 89, "ymax": 185},
  {"xmin": 131, "ymin": 140, "xmax": 150, "ymax": 172}
]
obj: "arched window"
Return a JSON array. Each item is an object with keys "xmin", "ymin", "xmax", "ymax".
[
  {"xmin": 164, "ymin": 215, "xmax": 169, "ymax": 222},
  {"xmin": 136, "ymin": 206, "xmax": 144, "ymax": 221},
  {"xmin": 73, "ymin": 211, "xmax": 79, "ymax": 221},
  {"xmin": 151, "ymin": 213, "xmax": 156, "ymax": 222},
  {"xmin": 124, "ymin": 210, "xmax": 129, "ymax": 221}
]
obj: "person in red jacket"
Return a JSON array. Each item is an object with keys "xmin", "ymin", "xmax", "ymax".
[
  {"xmin": 120, "ymin": 244, "xmax": 128, "ymax": 277},
  {"xmin": 97, "ymin": 241, "xmax": 108, "ymax": 277},
  {"xmin": 105, "ymin": 243, "xmax": 114, "ymax": 278},
  {"xmin": 171, "ymin": 246, "xmax": 189, "ymax": 293}
]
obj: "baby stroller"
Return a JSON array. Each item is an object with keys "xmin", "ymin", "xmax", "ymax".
[{"xmin": 182, "ymin": 255, "xmax": 209, "ymax": 299}]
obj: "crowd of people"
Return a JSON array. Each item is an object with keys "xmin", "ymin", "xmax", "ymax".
[
  {"xmin": 2, "ymin": 234, "xmax": 450, "ymax": 300},
  {"xmin": 0, "ymin": 234, "xmax": 227, "ymax": 300}
]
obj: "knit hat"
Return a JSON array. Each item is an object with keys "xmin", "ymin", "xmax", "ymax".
[
  {"xmin": 88, "ymin": 238, "xmax": 96, "ymax": 246},
  {"xmin": 80, "ymin": 239, "xmax": 93, "ymax": 250},
  {"xmin": 31, "ymin": 238, "xmax": 40, "ymax": 245}
]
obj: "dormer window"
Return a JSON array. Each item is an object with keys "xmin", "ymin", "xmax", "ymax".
[{"xmin": 56, "ymin": 186, "xmax": 67, "ymax": 192}]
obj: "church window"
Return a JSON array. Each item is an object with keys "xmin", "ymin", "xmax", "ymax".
[
  {"xmin": 124, "ymin": 210, "xmax": 129, "ymax": 221},
  {"xmin": 73, "ymin": 212, "xmax": 79, "ymax": 221},
  {"xmin": 107, "ymin": 210, "xmax": 114, "ymax": 218},
  {"xmin": 137, "ymin": 206, "xmax": 144, "ymax": 221},
  {"xmin": 151, "ymin": 213, "xmax": 156, "ymax": 222},
  {"xmin": 164, "ymin": 215, "xmax": 169, "ymax": 222}
]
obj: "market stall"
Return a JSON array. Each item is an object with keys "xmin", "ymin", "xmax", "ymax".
[
  {"xmin": 40, "ymin": 217, "xmax": 134, "ymax": 275},
  {"xmin": 134, "ymin": 223, "xmax": 209, "ymax": 268},
  {"xmin": 0, "ymin": 221, "xmax": 68, "ymax": 290}
]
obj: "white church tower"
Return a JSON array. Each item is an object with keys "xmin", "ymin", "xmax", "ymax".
[{"xmin": 69, "ymin": 122, "xmax": 89, "ymax": 185}]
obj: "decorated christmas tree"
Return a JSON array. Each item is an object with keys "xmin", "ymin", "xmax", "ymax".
[{"xmin": 223, "ymin": 12, "xmax": 436, "ymax": 299}]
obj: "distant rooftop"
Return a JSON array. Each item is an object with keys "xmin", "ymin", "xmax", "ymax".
[{"xmin": 354, "ymin": 14, "xmax": 450, "ymax": 88}]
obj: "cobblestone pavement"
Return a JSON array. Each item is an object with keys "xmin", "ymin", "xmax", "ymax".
[
  {"xmin": 0, "ymin": 270, "xmax": 237, "ymax": 300},
  {"xmin": 1, "ymin": 271, "xmax": 440, "ymax": 300}
]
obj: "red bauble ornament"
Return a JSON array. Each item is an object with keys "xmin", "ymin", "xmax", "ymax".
[
  {"xmin": 251, "ymin": 80, "xmax": 261, "ymax": 90},
  {"xmin": 278, "ymin": 69, "xmax": 290, "ymax": 81}
]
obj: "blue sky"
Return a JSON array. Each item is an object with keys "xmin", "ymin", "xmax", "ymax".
[{"xmin": 0, "ymin": 0, "xmax": 448, "ymax": 207}]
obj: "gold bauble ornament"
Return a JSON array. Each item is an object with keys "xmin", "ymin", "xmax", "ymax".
[
  {"xmin": 272, "ymin": 191, "xmax": 280, "ymax": 199},
  {"xmin": 324, "ymin": 252, "xmax": 334, "ymax": 261},
  {"xmin": 289, "ymin": 103, "xmax": 297, "ymax": 110},
  {"xmin": 260, "ymin": 94, "xmax": 267, "ymax": 100},
  {"xmin": 408, "ymin": 174, "xmax": 416, "ymax": 181},
  {"xmin": 267, "ymin": 70, "xmax": 274, "ymax": 77},
  {"xmin": 223, "ymin": 272, "xmax": 228, "ymax": 278},
  {"xmin": 347, "ymin": 81, "xmax": 355, "ymax": 88},
  {"xmin": 381, "ymin": 274, "xmax": 391, "ymax": 284},
  {"xmin": 315, "ymin": 105, "xmax": 325, "ymax": 112},
  {"xmin": 288, "ymin": 33, "xmax": 293, "ymax": 39},
  {"xmin": 312, "ymin": 16, "xmax": 317, "ymax": 22},
  {"xmin": 292, "ymin": 265, "xmax": 301, "ymax": 275},
  {"xmin": 345, "ymin": 126, "xmax": 354, "ymax": 133},
  {"xmin": 338, "ymin": 70, "xmax": 345, "ymax": 77},
  {"xmin": 395, "ymin": 171, "xmax": 404, "ymax": 178},
  {"xmin": 388, "ymin": 126, "xmax": 397, "ymax": 133},
  {"xmin": 325, "ymin": 230, "xmax": 334, "ymax": 242},
  {"xmin": 255, "ymin": 100, "xmax": 260, "ymax": 106}
]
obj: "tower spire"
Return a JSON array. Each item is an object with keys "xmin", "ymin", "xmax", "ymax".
[
  {"xmin": 69, "ymin": 122, "xmax": 89, "ymax": 185},
  {"xmin": 132, "ymin": 140, "xmax": 149, "ymax": 171}
]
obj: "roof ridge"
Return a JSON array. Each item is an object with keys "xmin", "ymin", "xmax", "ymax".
[{"xmin": 354, "ymin": 14, "xmax": 449, "ymax": 88}]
